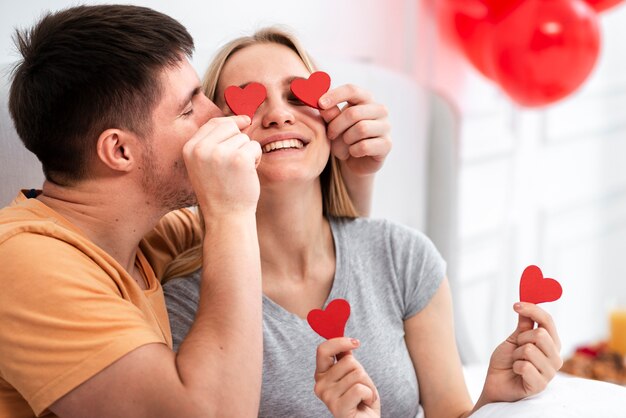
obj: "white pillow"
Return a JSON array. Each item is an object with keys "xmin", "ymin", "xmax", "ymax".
[{"xmin": 468, "ymin": 372, "xmax": 626, "ymax": 418}]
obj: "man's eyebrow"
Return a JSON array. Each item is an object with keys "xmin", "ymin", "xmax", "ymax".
[{"xmin": 177, "ymin": 86, "xmax": 202, "ymax": 113}]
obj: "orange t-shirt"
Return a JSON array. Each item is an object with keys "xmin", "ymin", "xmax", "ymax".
[{"xmin": 0, "ymin": 192, "xmax": 201, "ymax": 417}]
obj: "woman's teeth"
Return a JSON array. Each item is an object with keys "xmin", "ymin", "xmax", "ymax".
[{"xmin": 262, "ymin": 139, "xmax": 304, "ymax": 153}]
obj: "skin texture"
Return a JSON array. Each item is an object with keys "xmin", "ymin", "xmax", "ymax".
[
  {"xmin": 47, "ymin": 58, "xmax": 265, "ymax": 417},
  {"xmin": 215, "ymin": 43, "xmax": 562, "ymax": 418},
  {"xmin": 215, "ymin": 43, "xmax": 391, "ymax": 416},
  {"xmin": 215, "ymin": 43, "xmax": 391, "ymax": 217}
]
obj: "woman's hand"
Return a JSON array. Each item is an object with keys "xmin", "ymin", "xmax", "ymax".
[
  {"xmin": 318, "ymin": 85, "xmax": 391, "ymax": 215},
  {"xmin": 319, "ymin": 85, "xmax": 391, "ymax": 178},
  {"xmin": 314, "ymin": 337, "xmax": 381, "ymax": 418},
  {"xmin": 477, "ymin": 302, "xmax": 563, "ymax": 408}
]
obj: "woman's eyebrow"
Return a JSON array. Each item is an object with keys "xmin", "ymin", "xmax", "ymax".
[
  {"xmin": 286, "ymin": 76, "xmax": 301, "ymax": 86},
  {"xmin": 230, "ymin": 76, "xmax": 303, "ymax": 90}
]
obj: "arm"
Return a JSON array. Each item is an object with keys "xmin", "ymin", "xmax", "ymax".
[
  {"xmin": 319, "ymin": 85, "xmax": 392, "ymax": 216},
  {"xmin": 314, "ymin": 337, "xmax": 381, "ymax": 418},
  {"xmin": 51, "ymin": 116, "xmax": 264, "ymax": 417},
  {"xmin": 404, "ymin": 277, "xmax": 475, "ymax": 418},
  {"xmin": 405, "ymin": 279, "xmax": 563, "ymax": 418}
]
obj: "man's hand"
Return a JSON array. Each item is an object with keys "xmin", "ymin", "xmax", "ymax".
[{"xmin": 182, "ymin": 115, "xmax": 261, "ymax": 215}]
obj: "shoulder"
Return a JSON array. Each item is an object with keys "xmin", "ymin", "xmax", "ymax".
[
  {"xmin": 146, "ymin": 208, "xmax": 201, "ymax": 244},
  {"xmin": 141, "ymin": 208, "xmax": 202, "ymax": 279},
  {"xmin": 0, "ymin": 232, "xmax": 123, "ymax": 301},
  {"xmin": 330, "ymin": 216, "xmax": 434, "ymax": 249}
]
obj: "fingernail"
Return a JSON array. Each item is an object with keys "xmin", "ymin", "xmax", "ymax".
[
  {"xmin": 351, "ymin": 338, "xmax": 360, "ymax": 346},
  {"xmin": 319, "ymin": 97, "xmax": 330, "ymax": 108},
  {"xmin": 514, "ymin": 302, "xmax": 523, "ymax": 311}
]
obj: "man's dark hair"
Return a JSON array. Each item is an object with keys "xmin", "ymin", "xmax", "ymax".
[{"xmin": 8, "ymin": 5, "xmax": 194, "ymax": 185}]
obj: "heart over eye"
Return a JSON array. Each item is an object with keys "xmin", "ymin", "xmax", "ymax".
[
  {"xmin": 290, "ymin": 71, "xmax": 331, "ymax": 109},
  {"xmin": 224, "ymin": 82, "xmax": 267, "ymax": 119}
]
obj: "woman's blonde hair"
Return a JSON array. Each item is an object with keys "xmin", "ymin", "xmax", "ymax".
[{"xmin": 162, "ymin": 27, "xmax": 358, "ymax": 283}]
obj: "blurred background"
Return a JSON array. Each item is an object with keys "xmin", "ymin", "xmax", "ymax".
[{"xmin": 1, "ymin": 0, "xmax": 626, "ymax": 366}]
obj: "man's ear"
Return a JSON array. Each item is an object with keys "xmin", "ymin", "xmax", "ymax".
[{"xmin": 96, "ymin": 129, "xmax": 137, "ymax": 172}]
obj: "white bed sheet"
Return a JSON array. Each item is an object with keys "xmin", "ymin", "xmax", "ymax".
[{"xmin": 463, "ymin": 363, "xmax": 626, "ymax": 418}]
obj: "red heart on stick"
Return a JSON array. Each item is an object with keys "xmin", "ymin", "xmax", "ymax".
[
  {"xmin": 307, "ymin": 298, "xmax": 350, "ymax": 340},
  {"xmin": 519, "ymin": 265, "xmax": 562, "ymax": 304},
  {"xmin": 224, "ymin": 82, "xmax": 267, "ymax": 119},
  {"xmin": 290, "ymin": 71, "xmax": 331, "ymax": 109}
]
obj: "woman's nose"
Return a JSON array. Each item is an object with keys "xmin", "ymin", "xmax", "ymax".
[{"xmin": 261, "ymin": 99, "xmax": 295, "ymax": 128}]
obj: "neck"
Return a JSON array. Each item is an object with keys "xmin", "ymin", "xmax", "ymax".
[
  {"xmin": 38, "ymin": 178, "xmax": 167, "ymax": 272},
  {"xmin": 256, "ymin": 180, "xmax": 332, "ymax": 282}
]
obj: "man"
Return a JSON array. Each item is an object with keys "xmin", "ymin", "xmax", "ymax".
[{"xmin": 0, "ymin": 5, "xmax": 263, "ymax": 417}]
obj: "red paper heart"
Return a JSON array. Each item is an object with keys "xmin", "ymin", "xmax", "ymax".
[
  {"xmin": 290, "ymin": 71, "xmax": 331, "ymax": 109},
  {"xmin": 519, "ymin": 265, "xmax": 562, "ymax": 304},
  {"xmin": 307, "ymin": 298, "xmax": 350, "ymax": 340},
  {"xmin": 224, "ymin": 82, "xmax": 267, "ymax": 119}
]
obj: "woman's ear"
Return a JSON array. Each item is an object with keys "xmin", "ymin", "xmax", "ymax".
[{"xmin": 96, "ymin": 129, "xmax": 137, "ymax": 172}]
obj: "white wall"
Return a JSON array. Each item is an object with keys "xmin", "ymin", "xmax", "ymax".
[
  {"xmin": 3, "ymin": 0, "xmax": 626, "ymax": 365},
  {"xmin": 430, "ymin": 6, "xmax": 626, "ymax": 360},
  {"xmin": 0, "ymin": 0, "xmax": 418, "ymax": 75},
  {"xmin": 0, "ymin": 0, "xmax": 433, "ymax": 231}
]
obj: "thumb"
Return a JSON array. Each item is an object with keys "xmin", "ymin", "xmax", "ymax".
[
  {"xmin": 508, "ymin": 312, "xmax": 534, "ymax": 343},
  {"xmin": 231, "ymin": 114, "xmax": 251, "ymax": 130},
  {"xmin": 319, "ymin": 105, "xmax": 341, "ymax": 124}
]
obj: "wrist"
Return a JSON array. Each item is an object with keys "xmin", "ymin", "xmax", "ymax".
[
  {"xmin": 200, "ymin": 209, "xmax": 256, "ymax": 231},
  {"xmin": 470, "ymin": 391, "xmax": 492, "ymax": 415},
  {"xmin": 197, "ymin": 201, "xmax": 257, "ymax": 219}
]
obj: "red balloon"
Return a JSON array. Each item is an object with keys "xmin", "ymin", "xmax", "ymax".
[
  {"xmin": 441, "ymin": 0, "xmax": 524, "ymax": 79},
  {"xmin": 452, "ymin": 6, "xmax": 496, "ymax": 78},
  {"xmin": 490, "ymin": 0, "xmax": 600, "ymax": 107},
  {"xmin": 583, "ymin": 0, "xmax": 624, "ymax": 12}
]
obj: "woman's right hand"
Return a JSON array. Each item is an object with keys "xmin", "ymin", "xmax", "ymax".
[{"xmin": 314, "ymin": 337, "xmax": 381, "ymax": 418}]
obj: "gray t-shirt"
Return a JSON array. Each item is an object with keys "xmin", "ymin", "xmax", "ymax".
[{"xmin": 164, "ymin": 217, "xmax": 445, "ymax": 418}]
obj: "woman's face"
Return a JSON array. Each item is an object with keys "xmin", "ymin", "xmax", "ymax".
[{"xmin": 216, "ymin": 43, "xmax": 330, "ymax": 186}]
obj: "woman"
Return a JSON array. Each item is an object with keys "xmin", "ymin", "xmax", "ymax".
[{"xmin": 163, "ymin": 28, "xmax": 562, "ymax": 418}]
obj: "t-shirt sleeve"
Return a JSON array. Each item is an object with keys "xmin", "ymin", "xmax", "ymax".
[
  {"xmin": 388, "ymin": 222, "xmax": 447, "ymax": 320},
  {"xmin": 140, "ymin": 208, "xmax": 202, "ymax": 280},
  {"xmin": 162, "ymin": 272, "xmax": 201, "ymax": 352},
  {"xmin": 0, "ymin": 233, "xmax": 166, "ymax": 416}
]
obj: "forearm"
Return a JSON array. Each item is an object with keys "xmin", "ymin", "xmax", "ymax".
[
  {"xmin": 176, "ymin": 211, "xmax": 263, "ymax": 415},
  {"xmin": 458, "ymin": 393, "xmax": 490, "ymax": 418}
]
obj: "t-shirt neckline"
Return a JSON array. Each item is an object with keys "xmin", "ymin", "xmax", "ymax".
[{"xmin": 261, "ymin": 217, "xmax": 349, "ymax": 325}]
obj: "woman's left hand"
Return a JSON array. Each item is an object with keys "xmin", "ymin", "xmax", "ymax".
[
  {"xmin": 318, "ymin": 85, "xmax": 391, "ymax": 177},
  {"xmin": 479, "ymin": 302, "xmax": 563, "ymax": 406}
]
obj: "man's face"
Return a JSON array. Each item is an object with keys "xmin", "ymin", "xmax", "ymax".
[{"xmin": 140, "ymin": 58, "xmax": 222, "ymax": 211}]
